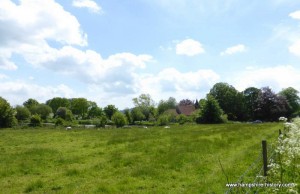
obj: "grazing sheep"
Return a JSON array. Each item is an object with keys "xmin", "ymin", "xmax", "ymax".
[
  {"xmin": 66, "ymin": 126, "xmax": 72, "ymax": 130},
  {"xmin": 164, "ymin": 126, "xmax": 170, "ymax": 129},
  {"xmin": 143, "ymin": 126, "xmax": 148, "ymax": 129}
]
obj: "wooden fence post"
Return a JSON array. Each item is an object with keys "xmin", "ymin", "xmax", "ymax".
[{"xmin": 262, "ymin": 140, "xmax": 268, "ymax": 176}]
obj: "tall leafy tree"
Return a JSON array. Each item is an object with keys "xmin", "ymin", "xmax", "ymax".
[
  {"xmin": 31, "ymin": 104, "xmax": 53, "ymax": 120},
  {"xmin": 131, "ymin": 107, "xmax": 145, "ymax": 122},
  {"xmin": 209, "ymin": 82, "xmax": 245, "ymax": 120},
  {"xmin": 0, "ymin": 97, "xmax": 16, "ymax": 128},
  {"xmin": 88, "ymin": 106, "xmax": 103, "ymax": 118},
  {"xmin": 46, "ymin": 97, "xmax": 70, "ymax": 113},
  {"xmin": 279, "ymin": 87, "xmax": 300, "ymax": 117},
  {"xmin": 157, "ymin": 97, "xmax": 177, "ymax": 115},
  {"xmin": 70, "ymin": 98, "xmax": 89, "ymax": 119},
  {"xmin": 255, "ymin": 87, "xmax": 289, "ymax": 121},
  {"xmin": 132, "ymin": 94, "xmax": 155, "ymax": 120},
  {"xmin": 23, "ymin": 98, "xmax": 39, "ymax": 113},
  {"xmin": 196, "ymin": 95, "xmax": 224, "ymax": 124},
  {"xmin": 243, "ymin": 87, "xmax": 260, "ymax": 120},
  {"xmin": 124, "ymin": 108, "xmax": 133, "ymax": 124},
  {"xmin": 104, "ymin": 104, "xmax": 118, "ymax": 120}
]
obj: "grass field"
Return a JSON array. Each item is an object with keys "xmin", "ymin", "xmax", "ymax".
[{"xmin": 0, "ymin": 123, "xmax": 282, "ymax": 193}]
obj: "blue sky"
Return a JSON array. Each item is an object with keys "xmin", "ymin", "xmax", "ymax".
[{"xmin": 1, "ymin": 0, "xmax": 300, "ymax": 109}]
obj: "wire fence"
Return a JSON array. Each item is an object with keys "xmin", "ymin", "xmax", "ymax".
[{"xmin": 225, "ymin": 131, "xmax": 279, "ymax": 194}]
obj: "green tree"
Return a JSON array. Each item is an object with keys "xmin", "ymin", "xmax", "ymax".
[
  {"xmin": 46, "ymin": 97, "xmax": 70, "ymax": 113},
  {"xmin": 104, "ymin": 105, "xmax": 118, "ymax": 120},
  {"xmin": 56, "ymin": 107, "xmax": 73, "ymax": 121},
  {"xmin": 279, "ymin": 87, "xmax": 300, "ymax": 117},
  {"xmin": 30, "ymin": 114, "xmax": 42, "ymax": 127},
  {"xmin": 209, "ymin": 82, "xmax": 246, "ymax": 121},
  {"xmin": 124, "ymin": 108, "xmax": 133, "ymax": 124},
  {"xmin": 111, "ymin": 112, "xmax": 127, "ymax": 128},
  {"xmin": 157, "ymin": 97, "xmax": 177, "ymax": 115},
  {"xmin": 196, "ymin": 95, "xmax": 224, "ymax": 124},
  {"xmin": 15, "ymin": 106, "xmax": 31, "ymax": 121},
  {"xmin": 70, "ymin": 98, "xmax": 89, "ymax": 119},
  {"xmin": 132, "ymin": 94, "xmax": 155, "ymax": 120},
  {"xmin": 23, "ymin": 98, "xmax": 39, "ymax": 113},
  {"xmin": 87, "ymin": 106, "xmax": 103, "ymax": 119},
  {"xmin": 0, "ymin": 97, "xmax": 16, "ymax": 128},
  {"xmin": 131, "ymin": 107, "xmax": 145, "ymax": 122},
  {"xmin": 31, "ymin": 104, "xmax": 53, "ymax": 120},
  {"xmin": 243, "ymin": 87, "xmax": 260, "ymax": 120}
]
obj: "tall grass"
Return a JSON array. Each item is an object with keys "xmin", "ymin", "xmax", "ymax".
[{"xmin": 0, "ymin": 123, "xmax": 280, "ymax": 193}]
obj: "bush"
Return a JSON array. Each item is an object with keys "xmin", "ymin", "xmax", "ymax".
[
  {"xmin": 176, "ymin": 114, "xmax": 188, "ymax": 125},
  {"xmin": 157, "ymin": 114, "xmax": 170, "ymax": 126},
  {"xmin": 15, "ymin": 106, "xmax": 31, "ymax": 122},
  {"xmin": 56, "ymin": 107, "xmax": 73, "ymax": 121},
  {"xmin": 111, "ymin": 112, "xmax": 127, "ymax": 128},
  {"xmin": 30, "ymin": 114, "xmax": 42, "ymax": 127},
  {"xmin": 93, "ymin": 116, "xmax": 107, "ymax": 128},
  {"xmin": 55, "ymin": 118, "xmax": 65, "ymax": 126}
]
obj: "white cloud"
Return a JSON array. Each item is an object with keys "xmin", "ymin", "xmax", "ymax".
[
  {"xmin": 175, "ymin": 39, "xmax": 205, "ymax": 56},
  {"xmin": 230, "ymin": 65, "xmax": 300, "ymax": 92},
  {"xmin": 0, "ymin": 81, "xmax": 75, "ymax": 106},
  {"xmin": 0, "ymin": 74, "xmax": 9, "ymax": 80},
  {"xmin": 28, "ymin": 46, "xmax": 153, "ymax": 92},
  {"xmin": 72, "ymin": 0, "xmax": 102, "ymax": 14},
  {"xmin": 220, "ymin": 44, "xmax": 246, "ymax": 56},
  {"xmin": 289, "ymin": 40, "xmax": 300, "ymax": 56},
  {"xmin": 289, "ymin": 10, "xmax": 300, "ymax": 20},
  {"xmin": 0, "ymin": 0, "xmax": 87, "ymax": 70},
  {"xmin": 137, "ymin": 68, "xmax": 220, "ymax": 102}
]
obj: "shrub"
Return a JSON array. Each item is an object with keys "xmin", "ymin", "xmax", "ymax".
[
  {"xmin": 157, "ymin": 114, "xmax": 170, "ymax": 126},
  {"xmin": 176, "ymin": 114, "xmax": 188, "ymax": 125},
  {"xmin": 30, "ymin": 114, "xmax": 42, "ymax": 127},
  {"xmin": 15, "ymin": 106, "xmax": 31, "ymax": 122},
  {"xmin": 93, "ymin": 116, "xmax": 107, "ymax": 128},
  {"xmin": 55, "ymin": 118, "xmax": 65, "ymax": 126},
  {"xmin": 111, "ymin": 112, "xmax": 127, "ymax": 128},
  {"xmin": 56, "ymin": 107, "xmax": 73, "ymax": 121}
]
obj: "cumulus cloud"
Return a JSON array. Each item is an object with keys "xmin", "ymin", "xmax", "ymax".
[
  {"xmin": 175, "ymin": 39, "xmax": 205, "ymax": 56},
  {"xmin": 72, "ymin": 0, "xmax": 102, "ymax": 14},
  {"xmin": 22, "ymin": 45, "xmax": 152, "ymax": 91},
  {"xmin": 0, "ymin": 0, "xmax": 154, "ymax": 95},
  {"xmin": 220, "ymin": 44, "xmax": 246, "ymax": 56},
  {"xmin": 289, "ymin": 40, "xmax": 300, "ymax": 56},
  {"xmin": 230, "ymin": 65, "xmax": 300, "ymax": 92},
  {"xmin": 137, "ymin": 68, "xmax": 220, "ymax": 102},
  {"xmin": 289, "ymin": 10, "xmax": 300, "ymax": 20},
  {"xmin": 0, "ymin": 81, "xmax": 75, "ymax": 105},
  {"xmin": 0, "ymin": 0, "xmax": 87, "ymax": 70}
]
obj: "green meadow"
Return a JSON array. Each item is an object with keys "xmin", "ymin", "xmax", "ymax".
[{"xmin": 0, "ymin": 123, "xmax": 281, "ymax": 193}]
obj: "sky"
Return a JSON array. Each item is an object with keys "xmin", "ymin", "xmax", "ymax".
[{"xmin": 1, "ymin": 0, "xmax": 300, "ymax": 109}]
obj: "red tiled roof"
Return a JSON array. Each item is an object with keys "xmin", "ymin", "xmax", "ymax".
[{"xmin": 177, "ymin": 105, "xmax": 195, "ymax": 116}]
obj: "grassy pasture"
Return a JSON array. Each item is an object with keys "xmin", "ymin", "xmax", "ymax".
[{"xmin": 0, "ymin": 123, "xmax": 281, "ymax": 193}]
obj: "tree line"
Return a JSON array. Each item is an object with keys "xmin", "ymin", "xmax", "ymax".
[{"xmin": 0, "ymin": 82, "xmax": 299, "ymax": 128}]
